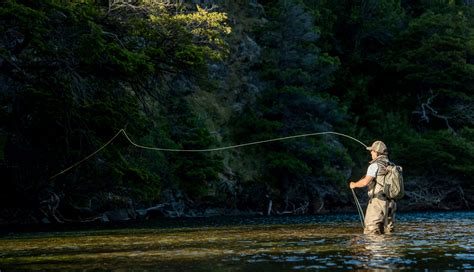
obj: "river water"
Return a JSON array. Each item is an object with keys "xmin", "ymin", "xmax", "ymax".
[{"xmin": 0, "ymin": 211, "xmax": 473, "ymax": 271}]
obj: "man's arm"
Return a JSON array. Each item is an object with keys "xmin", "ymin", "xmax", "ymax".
[{"xmin": 349, "ymin": 175, "xmax": 374, "ymax": 189}]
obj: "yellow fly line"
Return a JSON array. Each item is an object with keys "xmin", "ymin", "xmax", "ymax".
[{"xmin": 50, "ymin": 129, "xmax": 368, "ymax": 180}]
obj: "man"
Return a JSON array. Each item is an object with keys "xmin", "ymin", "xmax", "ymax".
[{"xmin": 349, "ymin": 141, "xmax": 396, "ymax": 234}]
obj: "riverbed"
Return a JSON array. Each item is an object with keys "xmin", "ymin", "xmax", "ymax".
[{"xmin": 0, "ymin": 211, "xmax": 473, "ymax": 271}]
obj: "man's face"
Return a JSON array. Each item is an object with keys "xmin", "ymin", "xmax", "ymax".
[{"xmin": 370, "ymin": 150, "xmax": 377, "ymax": 160}]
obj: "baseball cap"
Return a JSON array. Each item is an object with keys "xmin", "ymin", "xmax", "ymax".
[{"xmin": 366, "ymin": 140, "xmax": 388, "ymax": 154}]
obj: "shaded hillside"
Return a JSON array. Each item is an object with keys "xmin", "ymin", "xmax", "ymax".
[{"xmin": 0, "ymin": 0, "xmax": 473, "ymax": 225}]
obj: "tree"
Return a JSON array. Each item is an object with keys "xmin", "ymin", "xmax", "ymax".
[
  {"xmin": 0, "ymin": 0, "xmax": 230, "ymax": 222},
  {"xmin": 234, "ymin": 0, "xmax": 351, "ymax": 214},
  {"xmin": 386, "ymin": 8, "xmax": 474, "ymax": 131}
]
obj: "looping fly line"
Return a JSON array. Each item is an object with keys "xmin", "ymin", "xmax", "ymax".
[{"xmin": 50, "ymin": 129, "xmax": 368, "ymax": 180}]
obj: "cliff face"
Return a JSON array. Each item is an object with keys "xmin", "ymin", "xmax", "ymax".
[{"xmin": 192, "ymin": 2, "xmax": 264, "ymax": 186}]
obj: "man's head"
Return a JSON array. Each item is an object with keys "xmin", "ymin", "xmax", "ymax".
[{"xmin": 367, "ymin": 140, "xmax": 388, "ymax": 158}]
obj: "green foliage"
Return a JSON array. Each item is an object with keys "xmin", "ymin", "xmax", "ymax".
[
  {"xmin": 385, "ymin": 7, "xmax": 474, "ymax": 130},
  {"xmin": 121, "ymin": 167, "xmax": 162, "ymax": 203},
  {"xmin": 1, "ymin": 0, "xmax": 473, "ymax": 219},
  {"xmin": 311, "ymin": 0, "xmax": 474, "ymax": 208},
  {"xmin": 234, "ymin": 0, "xmax": 352, "ymax": 210},
  {"xmin": 257, "ymin": 1, "xmax": 339, "ymax": 88},
  {"xmin": 149, "ymin": 5, "xmax": 231, "ymax": 61},
  {"xmin": 174, "ymin": 45, "xmax": 206, "ymax": 71},
  {"xmin": 167, "ymin": 104, "xmax": 223, "ymax": 199},
  {"xmin": 172, "ymin": 5, "xmax": 231, "ymax": 60},
  {"xmin": 0, "ymin": 0, "xmax": 230, "ymax": 216},
  {"xmin": 391, "ymin": 128, "xmax": 474, "ymax": 187},
  {"xmin": 266, "ymin": 152, "xmax": 312, "ymax": 178},
  {"xmin": 390, "ymin": 10, "xmax": 473, "ymax": 85}
]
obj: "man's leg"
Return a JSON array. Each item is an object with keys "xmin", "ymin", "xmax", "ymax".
[
  {"xmin": 385, "ymin": 200, "xmax": 397, "ymax": 233},
  {"xmin": 364, "ymin": 198, "xmax": 386, "ymax": 235}
]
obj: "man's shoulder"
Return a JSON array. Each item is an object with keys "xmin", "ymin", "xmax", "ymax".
[
  {"xmin": 368, "ymin": 162, "xmax": 379, "ymax": 169},
  {"xmin": 366, "ymin": 163, "xmax": 379, "ymax": 177}
]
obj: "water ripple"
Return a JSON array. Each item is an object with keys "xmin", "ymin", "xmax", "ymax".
[{"xmin": 0, "ymin": 211, "xmax": 473, "ymax": 271}]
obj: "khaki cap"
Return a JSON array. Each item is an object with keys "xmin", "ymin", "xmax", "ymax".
[{"xmin": 366, "ymin": 140, "xmax": 388, "ymax": 154}]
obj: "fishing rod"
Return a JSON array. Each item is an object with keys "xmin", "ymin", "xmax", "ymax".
[{"xmin": 351, "ymin": 188, "xmax": 365, "ymax": 228}]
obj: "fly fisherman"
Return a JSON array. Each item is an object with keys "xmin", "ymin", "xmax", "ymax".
[{"xmin": 349, "ymin": 141, "xmax": 396, "ymax": 234}]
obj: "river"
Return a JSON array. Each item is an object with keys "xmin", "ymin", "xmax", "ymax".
[{"xmin": 0, "ymin": 211, "xmax": 473, "ymax": 271}]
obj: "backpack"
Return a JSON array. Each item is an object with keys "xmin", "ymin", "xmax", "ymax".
[{"xmin": 382, "ymin": 162, "xmax": 404, "ymax": 200}]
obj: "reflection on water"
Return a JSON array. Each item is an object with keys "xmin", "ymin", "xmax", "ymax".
[{"xmin": 0, "ymin": 211, "xmax": 473, "ymax": 271}]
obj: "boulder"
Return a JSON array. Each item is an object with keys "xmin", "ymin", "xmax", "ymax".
[{"xmin": 103, "ymin": 209, "xmax": 135, "ymax": 222}]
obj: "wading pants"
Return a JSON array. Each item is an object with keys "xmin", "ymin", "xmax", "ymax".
[{"xmin": 364, "ymin": 197, "xmax": 396, "ymax": 235}]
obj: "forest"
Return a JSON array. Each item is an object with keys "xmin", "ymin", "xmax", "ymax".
[{"xmin": 0, "ymin": 0, "xmax": 473, "ymax": 225}]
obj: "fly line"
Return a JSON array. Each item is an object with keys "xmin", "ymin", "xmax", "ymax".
[{"xmin": 50, "ymin": 129, "xmax": 368, "ymax": 179}]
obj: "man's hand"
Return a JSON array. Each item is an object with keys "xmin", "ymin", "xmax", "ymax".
[{"xmin": 349, "ymin": 176, "xmax": 374, "ymax": 189}]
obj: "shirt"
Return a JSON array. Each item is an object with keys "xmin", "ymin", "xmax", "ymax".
[{"xmin": 366, "ymin": 162, "xmax": 379, "ymax": 177}]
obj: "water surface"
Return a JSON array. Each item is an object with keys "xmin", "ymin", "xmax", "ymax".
[{"xmin": 0, "ymin": 211, "xmax": 473, "ymax": 271}]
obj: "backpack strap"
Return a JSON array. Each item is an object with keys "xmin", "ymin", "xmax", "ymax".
[
  {"xmin": 370, "ymin": 184, "xmax": 376, "ymax": 203},
  {"xmin": 369, "ymin": 158, "xmax": 389, "ymax": 203},
  {"xmin": 376, "ymin": 160, "xmax": 388, "ymax": 175}
]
